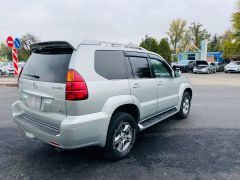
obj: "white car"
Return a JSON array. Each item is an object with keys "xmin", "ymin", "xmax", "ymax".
[
  {"xmin": 7, "ymin": 62, "xmax": 25, "ymax": 75},
  {"xmin": 0, "ymin": 62, "xmax": 10, "ymax": 75},
  {"xmin": 12, "ymin": 40, "xmax": 192, "ymax": 160},
  {"xmin": 225, "ymin": 61, "xmax": 240, "ymax": 73}
]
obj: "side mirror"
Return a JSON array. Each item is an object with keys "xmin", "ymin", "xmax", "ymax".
[{"xmin": 174, "ymin": 70, "xmax": 181, "ymax": 78}]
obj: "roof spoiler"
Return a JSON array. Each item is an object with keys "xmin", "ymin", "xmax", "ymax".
[{"xmin": 30, "ymin": 41, "xmax": 75, "ymax": 53}]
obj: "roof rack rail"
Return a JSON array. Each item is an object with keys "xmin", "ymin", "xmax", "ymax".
[{"xmin": 81, "ymin": 40, "xmax": 145, "ymax": 51}]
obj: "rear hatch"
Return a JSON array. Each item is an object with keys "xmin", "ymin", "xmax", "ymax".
[
  {"xmin": 195, "ymin": 61, "xmax": 208, "ymax": 69},
  {"xmin": 18, "ymin": 42, "xmax": 74, "ymax": 130}
]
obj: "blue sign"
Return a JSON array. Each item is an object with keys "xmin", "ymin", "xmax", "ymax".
[{"xmin": 14, "ymin": 38, "xmax": 21, "ymax": 48}]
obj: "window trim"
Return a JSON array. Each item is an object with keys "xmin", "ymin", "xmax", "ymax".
[
  {"xmin": 149, "ymin": 58, "xmax": 174, "ymax": 79},
  {"xmin": 126, "ymin": 54, "xmax": 154, "ymax": 79},
  {"xmin": 125, "ymin": 51, "xmax": 148, "ymax": 58}
]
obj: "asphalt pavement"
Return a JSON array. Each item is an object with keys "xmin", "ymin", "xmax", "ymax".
[{"xmin": 1, "ymin": 73, "xmax": 240, "ymax": 180}]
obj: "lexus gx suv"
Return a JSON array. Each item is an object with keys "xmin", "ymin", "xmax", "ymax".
[{"xmin": 12, "ymin": 40, "xmax": 192, "ymax": 160}]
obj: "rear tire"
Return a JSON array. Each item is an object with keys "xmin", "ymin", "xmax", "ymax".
[
  {"xmin": 105, "ymin": 112, "xmax": 137, "ymax": 160},
  {"xmin": 176, "ymin": 92, "xmax": 191, "ymax": 119},
  {"xmin": 0, "ymin": 70, "xmax": 2, "ymax": 76}
]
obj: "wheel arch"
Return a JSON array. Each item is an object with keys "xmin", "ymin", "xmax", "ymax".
[
  {"xmin": 177, "ymin": 83, "xmax": 193, "ymax": 110},
  {"xmin": 111, "ymin": 104, "xmax": 140, "ymax": 124},
  {"xmin": 184, "ymin": 88, "xmax": 192, "ymax": 100}
]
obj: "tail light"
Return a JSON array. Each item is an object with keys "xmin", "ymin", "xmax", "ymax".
[{"xmin": 66, "ymin": 69, "xmax": 88, "ymax": 100}]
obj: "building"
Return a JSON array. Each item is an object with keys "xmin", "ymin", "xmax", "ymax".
[
  {"xmin": 178, "ymin": 40, "xmax": 224, "ymax": 63},
  {"xmin": 207, "ymin": 52, "xmax": 224, "ymax": 63}
]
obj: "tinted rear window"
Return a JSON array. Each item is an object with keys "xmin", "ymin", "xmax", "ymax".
[
  {"xmin": 196, "ymin": 61, "xmax": 208, "ymax": 65},
  {"xmin": 94, "ymin": 50, "xmax": 127, "ymax": 79},
  {"xmin": 128, "ymin": 56, "xmax": 152, "ymax": 78},
  {"xmin": 21, "ymin": 53, "xmax": 72, "ymax": 83}
]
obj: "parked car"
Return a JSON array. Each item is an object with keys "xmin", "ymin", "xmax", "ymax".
[
  {"xmin": 208, "ymin": 62, "xmax": 217, "ymax": 73},
  {"xmin": 12, "ymin": 40, "xmax": 192, "ymax": 160},
  {"xmin": 172, "ymin": 60, "xmax": 195, "ymax": 72},
  {"xmin": 193, "ymin": 60, "xmax": 215, "ymax": 74},
  {"xmin": 0, "ymin": 62, "xmax": 9, "ymax": 75},
  {"xmin": 225, "ymin": 61, "xmax": 240, "ymax": 73},
  {"xmin": 212, "ymin": 62, "xmax": 224, "ymax": 72},
  {"xmin": 7, "ymin": 62, "xmax": 25, "ymax": 75}
]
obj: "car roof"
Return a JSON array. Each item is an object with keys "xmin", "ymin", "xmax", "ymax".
[{"xmin": 30, "ymin": 39, "xmax": 162, "ymax": 58}]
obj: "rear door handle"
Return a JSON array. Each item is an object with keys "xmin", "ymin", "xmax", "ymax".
[{"xmin": 133, "ymin": 83, "xmax": 140, "ymax": 88}]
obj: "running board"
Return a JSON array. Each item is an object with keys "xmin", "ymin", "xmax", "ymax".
[{"xmin": 138, "ymin": 108, "xmax": 178, "ymax": 131}]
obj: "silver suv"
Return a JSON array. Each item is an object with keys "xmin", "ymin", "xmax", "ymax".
[{"xmin": 12, "ymin": 40, "xmax": 192, "ymax": 160}]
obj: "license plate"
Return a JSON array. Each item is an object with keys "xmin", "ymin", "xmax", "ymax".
[{"xmin": 26, "ymin": 95, "xmax": 41, "ymax": 110}]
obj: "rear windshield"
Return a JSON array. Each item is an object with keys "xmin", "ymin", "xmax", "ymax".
[
  {"xmin": 196, "ymin": 61, "xmax": 208, "ymax": 65},
  {"xmin": 21, "ymin": 53, "xmax": 72, "ymax": 83}
]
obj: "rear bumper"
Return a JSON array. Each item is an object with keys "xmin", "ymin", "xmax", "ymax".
[
  {"xmin": 12, "ymin": 101, "xmax": 110, "ymax": 149},
  {"xmin": 173, "ymin": 66, "xmax": 188, "ymax": 72},
  {"xmin": 193, "ymin": 69, "xmax": 208, "ymax": 74}
]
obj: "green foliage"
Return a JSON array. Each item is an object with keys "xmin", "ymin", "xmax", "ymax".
[
  {"xmin": 158, "ymin": 38, "xmax": 172, "ymax": 64},
  {"xmin": 189, "ymin": 22, "xmax": 211, "ymax": 48},
  {"xmin": 140, "ymin": 36, "xmax": 172, "ymax": 64},
  {"xmin": 208, "ymin": 34, "xmax": 221, "ymax": 52},
  {"xmin": 178, "ymin": 30, "xmax": 192, "ymax": 52},
  {"xmin": 166, "ymin": 18, "xmax": 187, "ymax": 54},
  {"xmin": 220, "ymin": 1, "xmax": 240, "ymax": 59},
  {"xmin": 140, "ymin": 35, "xmax": 159, "ymax": 54},
  {"xmin": 232, "ymin": 0, "xmax": 240, "ymax": 35},
  {"xmin": 0, "ymin": 43, "xmax": 12, "ymax": 60},
  {"xmin": 220, "ymin": 30, "xmax": 240, "ymax": 60},
  {"xmin": 0, "ymin": 43, "xmax": 31, "ymax": 62}
]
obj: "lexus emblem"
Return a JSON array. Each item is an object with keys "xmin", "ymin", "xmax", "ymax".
[{"xmin": 33, "ymin": 82, "xmax": 37, "ymax": 88}]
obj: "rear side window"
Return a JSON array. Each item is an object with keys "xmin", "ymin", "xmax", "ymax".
[
  {"xmin": 128, "ymin": 57, "xmax": 152, "ymax": 78},
  {"xmin": 21, "ymin": 53, "xmax": 72, "ymax": 83},
  {"xmin": 95, "ymin": 51, "xmax": 127, "ymax": 79}
]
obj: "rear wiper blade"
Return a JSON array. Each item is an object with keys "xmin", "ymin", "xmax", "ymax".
[{"xmin": 23, "ymin": 74, "xmax": 40, "ymax": 79}]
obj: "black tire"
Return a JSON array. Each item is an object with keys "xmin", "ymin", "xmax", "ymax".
[
  {"xmin": 105, "ymin": 112, "xmax": 137, "ymax": 160},
  {"xmin": 0, "ymin": 70, "xmax": 2, "ymax": 76},
  {"xmin": 176, "ymin": 92, "xmax": 191, "ymax": 119}
]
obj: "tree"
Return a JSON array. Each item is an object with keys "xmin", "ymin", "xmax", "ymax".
[
  {"xmin": 166, "ymin": 18, "xmax": 187, "ymax": 54},
  {"xmin": 189, "ymin": 22, "xmax": 211, "ymax": 48},
  {"xmin": 232, "ymin": 0, "xmax": 240, "ymax": 37},
  {"xmin": 231, "ymin": 0, "xmax": 240, "ymax": 56},
  {"xmin": 158, "ymin": 38, "xmax": 172, "ymax": 64},
  {"xmin": 219, "ymin": 0, "xmax": 240, "ymax": 60},
  {"xmin": 140, "ymin": 35, "xmax": 159, "ymax": 54},
  {"xmin": 208, "ymin": 34, "xmax": 221, "ymax": 52},
  {"xmin": 21, "ymin": 33, "xmax": 40, "ymax": 57},
  {"xmin": 220, "ymin": 30, "xmax": 238, "ymax": 60},
  {"xmin": 0, "ymin": 43, "xmax": 32, "ymax": 61},
  {"xmin": 178, "ymin": 30, "xmax": 192, "ymax": 52},
  {"xmin": 0, "ymin": 43, "xmax": 12, "ymax": 60}
]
